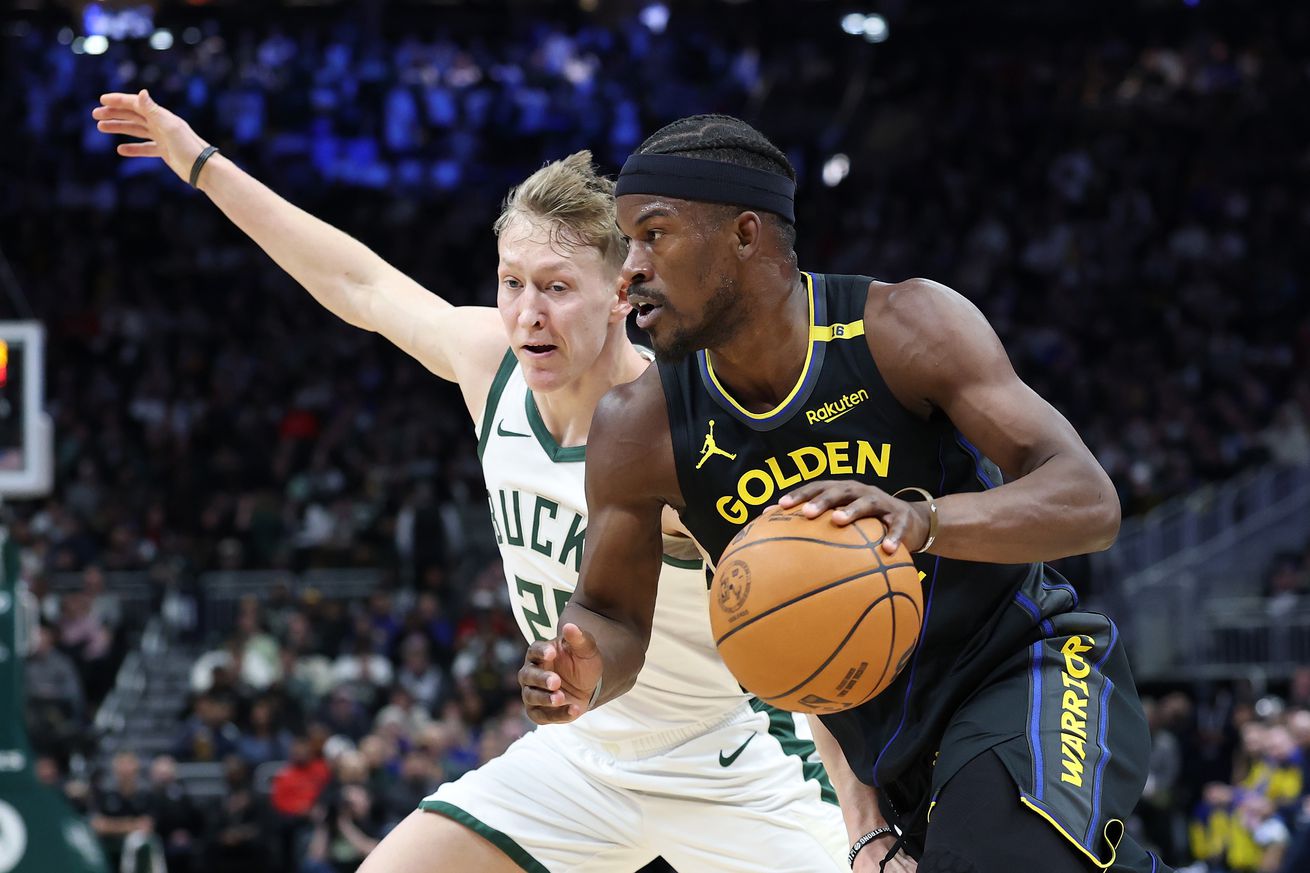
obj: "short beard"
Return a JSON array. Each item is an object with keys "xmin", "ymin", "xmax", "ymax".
[{"xmin": 651, "ymin": 274, "xmax": 742, "ymax": 362}]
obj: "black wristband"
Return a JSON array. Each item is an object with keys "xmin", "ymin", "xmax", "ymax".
[
  {"xmin": 189, "ymin": 145, "xmax": 220, "ymax": 188},
  {"xmin": 848, "ymin": 826, "xmax": 895, "ymax": 867}
]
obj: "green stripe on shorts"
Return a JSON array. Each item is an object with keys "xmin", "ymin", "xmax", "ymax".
[
  {"xmin": 751, "ymin": 698, "xmax": 839, "ymax": 805},
  {"xmin": 419, "ymin": 800, "xmax": 551, "ymax": 873},
  {"xmin": 661, "ymin": 553, "xmax": 703, "ymax": 570}
]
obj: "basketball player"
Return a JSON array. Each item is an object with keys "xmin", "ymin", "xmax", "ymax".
[
  {"xmin": 519, "ymin": 115, "xmax": 1174, "ymax": 873},
  {"xmin": 94, "ymin": 91, "xmax": 849, "ymax": 872}
]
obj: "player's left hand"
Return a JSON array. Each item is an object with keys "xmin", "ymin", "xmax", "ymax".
[
  {"xmin": 519, "ymin": 623, "xmax": 603, "ymax": 725},
  {"xmin": 93, "ymin": 90, "xmax": 211, "ymax": 184},
  {"xmin": 777, "ymin": 480, "xmax": 929, "ymax": 555}
]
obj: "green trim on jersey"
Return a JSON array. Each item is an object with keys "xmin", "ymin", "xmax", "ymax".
[
  {"xmin": 477, "ymin": 349, "xmax": 520, "ymax": 460},
  {"xmin": 661, "ymin": 554, "xmax": 703, "ymax": 570},
  {"xmin": 526, "ymin": 390, "xmax": 587, "ymax": 462},
  {"xmin": 750, "ymin": 698, "xmax": 839, "ymax": 806},
  {"xmin": 419, "ymin": 800, "xmax": 551, "ymax": 873}
]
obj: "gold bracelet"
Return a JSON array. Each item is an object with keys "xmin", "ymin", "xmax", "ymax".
[{"xmin": 891, "ymin": 486, "xmax": 938, "ymax": 554}]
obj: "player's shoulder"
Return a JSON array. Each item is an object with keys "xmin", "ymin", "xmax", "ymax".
[
  {"xmin": 864, "ymin": 276, "xmax": 960, "ymax": 320},
  {"xmin": 446, "ymin": 306, "xmax": 513, "ymax": 422},
  {"xmin": 864, "ymin": 277, "xmax": 987, "ymax": 343},
  {"xmin": 589, "ymin": 366, "xmax": 679, "ymax": 502},
  {"xmin": 860, "ymin": 278, "xmax": 999, "ymax": 415},
  {"xmin": 595, "ymin": 364, "xmax": 666, "ymax": 429},
  {"xmin": 447, "ymin": 305, "xmax": 510, "ymax": 365}
]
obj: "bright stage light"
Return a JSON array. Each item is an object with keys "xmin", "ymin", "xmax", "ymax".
[{"xmin": 822, "ymin": 154, "xmax": 851, "ymax": 187}]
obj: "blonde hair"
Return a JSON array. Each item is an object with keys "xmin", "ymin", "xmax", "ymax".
[{"xmin": 493, "ymin": 151, "xmax": 628, "ymax": 272}]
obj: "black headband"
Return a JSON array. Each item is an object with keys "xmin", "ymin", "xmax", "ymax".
[{"xmin": 615, "ymin": 154, "xmax": 796, "ymax": 224}]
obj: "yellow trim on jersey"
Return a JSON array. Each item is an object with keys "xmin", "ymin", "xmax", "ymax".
[
  {"xmin": 810, "ymin": 320, "xmax": 864, "ymax": 342},
  {"xmin": 703, "ymin": 273, "xmax": 815, "ymax": 421},
  {"xmin": 1018, "ymin": 796, "xmax": 1121, "ymax": 870}
]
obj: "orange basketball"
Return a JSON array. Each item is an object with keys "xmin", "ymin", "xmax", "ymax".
[{"xmin": 710, "ymin": 506, "xmax": 923, "ymax": 714}]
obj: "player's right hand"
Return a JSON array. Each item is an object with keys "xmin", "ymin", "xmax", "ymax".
[
  {"xmin": 777, "ymin": 479, "xmax": 930, "ymax": 555},
  {"xmin": 519, "ymin": 622, "xmax": 603, "ymax": 725},
  {"xmin": 857, "ymin": 848, "xmax": 916, "ymax": 873},
  {"xmin": 93, "ymin": 90, "xmax": 210, "ymax": 184}
]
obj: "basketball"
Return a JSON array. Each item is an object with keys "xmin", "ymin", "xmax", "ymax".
[{"xmin": 710, "ymin": 506, "xmax": 924, "ymax": 714}]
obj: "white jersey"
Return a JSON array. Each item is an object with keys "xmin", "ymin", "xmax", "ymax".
[{"xmin": 477, "ymin": 350, "xmax": 747, "ymax": 746}]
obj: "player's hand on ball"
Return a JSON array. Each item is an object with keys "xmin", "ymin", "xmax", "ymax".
[
  {"xmin": 93, "ymin": 90, "xmax": 211, "ymax": 183},
  {"xmin": 519, "ymin": 623, "xmax": 603, "ymax": 724},
  {"xmin": 777, "ymin": 480, "xmax": 929, "ymax": 555}
]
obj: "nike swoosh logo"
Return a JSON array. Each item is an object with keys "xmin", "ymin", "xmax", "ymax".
[
  {"xmin": 497, "ymin": 422, "xmax": 531, "ymax": 438},
  {"xmin": 718, "ymin": 732, "xmax": 756, "ymax": 767}
]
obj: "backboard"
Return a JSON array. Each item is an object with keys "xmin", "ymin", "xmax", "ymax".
[{"xmin": 0, "ymin": 323, "xmax": 51, "ymax": 499}]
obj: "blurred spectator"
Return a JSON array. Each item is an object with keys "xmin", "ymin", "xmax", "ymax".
[
  {"xmin": 1188, "ymin": 709, "xmax": 1307, "ymax": 872},
  {"xmin": 57, "ymin": 590, "xmax": 115, "ymax": 702},
  {"xmin": 373, "ymin": 683, "xmax": 432, "ymax": 739},
  {"xmin": 1262, "ymin": 403, "xmax": 1310, "ymax": 467},
  {"xmin": 204, "ymin": 756, "xmax": 269, "ymax": 873},
  {"xmin": 24, "ymin": 622, "xmax": 85, "ymax": 759},
  {"xmin": 380, "ymin": 750, "xmax": 443, "ymax": 830},
  {"xmin": 175, "ymin": 692, "xmax": 243, "ymax": 762},
  {"xmin": 81, "ymin": 565, "xmax": 122, "ymax": 629},
  {"xmin": 1238, "ymin": 794, "xmax": 1290, "ymax": 871},
  {"xmin": 1265, "ymin": 555, "xmax": 1308, "ymax": 614},
  {"xmin": 269, "ymin": 734, "xmax": 332, "ymax": 868},
  {"xmin": 1290, "ymin": 669, "xmax": 1310, "ymax": 712},
  {"xmin": 1280, "ymin": 712, "xmax": 1310, "ymax": 872},
  {"xmin": 393, "ymin": 633, "xmax": 448, "ymax": 712},
  {"xmin": 237, "ymin": 697, "xmax": 294, "ymax": 767},
  {"xmin": 303, "ymin": 783, "xmax": 380, "ymax": 873},
  {"xmin": 1139, "ymin": 698, "xmax": 1186, "ymax": 865},
  {"xmin": 331, "ymin": 633, "xmax": 394, "ymax": 706},
  {"xmin": 271, "ymin": 736, "xmax": 332, "ymax": 820},
  {"xmin": 284, "ymin": 610, "xmax": 321, "ymax": 658},
  {"xmin": 331, "ymin": 749, "xmax": 370, "ymax": 791},
  {"xmin": 365, "ymin": 590, "xmax": 402, "ymax": 654},
  {"xmin": 1290, "ymin": 710, "xmax": 1310, "ymax": 787},
  {"xmin": 318, "ymin": 687, "xmax": 373, "ymax": 742},
  {"xmin": 281, "ymin": 611, "xmax": 338, "ymax": 709},
  {"xmin": 90, "ymin": 752, "xmax": 158, "ymax": 873},
  {"xmin": 450, "ymin": 602, "xmax": 520, "ymax": 713},
  {"xmin": 232, "ymin": 597, "xmax": 283, "ymax": 691},
  {"xmin": 414, "ymin": 720, "xmax": 477, "ymax": 784},
  {"xmin": 147, "ymin": 755, "xmax": 203, "ymax": 873},
  {"xmin": 262, "ymin": 579, "xmax": 299, "ymax": 640},
  {"xmin": 406, "ymin": 592, "xmax": 456, "ymax": 668}
]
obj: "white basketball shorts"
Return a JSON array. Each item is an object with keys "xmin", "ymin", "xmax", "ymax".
[{"xmin": 420, "ymin": 700, "xmax": 848, "ymax": 872}]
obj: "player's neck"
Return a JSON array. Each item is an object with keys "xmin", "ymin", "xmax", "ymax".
[
  {"xmin": 532, "ymin": 330, "xmax": 649, "ymax": 447},
  {"xmin": 705, "ymin": 272, "xmax": 810, "ymax": 413}
]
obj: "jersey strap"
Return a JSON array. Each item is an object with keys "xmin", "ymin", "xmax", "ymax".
[{"xmin": 477, "ymin": 348, "xmax": 518, "ymax": 459}]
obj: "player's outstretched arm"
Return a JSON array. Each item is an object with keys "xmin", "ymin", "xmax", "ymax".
[
  {"xmin": 93, "ymin": 90, "xmax": 503, "ymax": 385},
  {"xmin": 519, "ymin": 370, "xmax": 674, "ymax": 724},
  {"xmin": 784, "ymin": 278, "xmax": 1119, "ymax": 564}
]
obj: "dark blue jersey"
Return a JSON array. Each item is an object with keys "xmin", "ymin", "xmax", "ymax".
[{"xmin": 657, "ymin": 271, "xmax": 1079, "ymax": 801}]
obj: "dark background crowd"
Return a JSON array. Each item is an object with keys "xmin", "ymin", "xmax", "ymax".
[{"xmin": 5, "ymin": 0, "xmax": 1309, "ymax": 871}]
